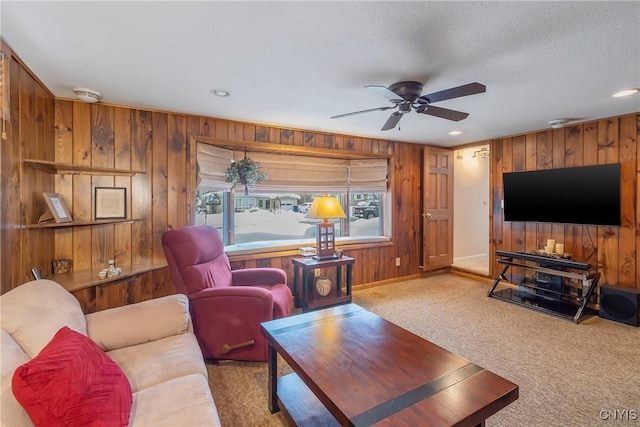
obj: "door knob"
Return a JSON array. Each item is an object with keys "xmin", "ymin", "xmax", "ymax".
[{"xmin": 422, "ymin": 213, "xmax": 432, "ymax": 219}]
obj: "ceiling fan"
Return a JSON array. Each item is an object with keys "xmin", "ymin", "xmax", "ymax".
[{"xmin": 330, "ymin": 81, "xmax": 486, "ymax": 131}]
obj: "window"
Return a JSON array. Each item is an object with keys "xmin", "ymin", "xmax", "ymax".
[{"xmin": 195, "ymin": 142, "xmax": 390, "ymax": 252}]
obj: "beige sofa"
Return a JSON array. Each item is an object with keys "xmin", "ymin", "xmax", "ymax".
[{"xmin": 1, "ymin": 279, "xmax": 221, "ymax": 426}]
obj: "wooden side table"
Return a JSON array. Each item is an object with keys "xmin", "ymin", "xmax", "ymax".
[{"xmin": 292, "ymin": 256, "xmax": 354, "ymax": 312}]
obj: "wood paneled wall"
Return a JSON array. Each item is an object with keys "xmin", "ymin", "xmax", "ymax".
[
  {"xmin": 2, "ymin": 50, "xmax": 56, "ymax": 295},
  {"xmin": 489, "ymin": 114, "xmax": 639, "ymax": 289},
  {"xmin": 1, "ymin": 51, "xmax": 425, "ymax": 311},
  {"xmin": 5, "ymin": 47, "xmax": 636, "ymax": 314}
]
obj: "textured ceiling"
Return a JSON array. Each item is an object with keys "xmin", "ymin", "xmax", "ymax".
[{"xmin": 2, "ymin": 1, "xmax": 639, "ymax": 147}]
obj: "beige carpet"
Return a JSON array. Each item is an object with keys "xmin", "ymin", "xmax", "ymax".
[{"xmin": 206, "ymin": 274, "xmax": 640, "ymax": 426}]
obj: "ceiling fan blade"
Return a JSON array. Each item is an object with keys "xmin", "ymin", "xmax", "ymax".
[
  {"xmin": 416, "ymin": 105, "xmax": 469, "ymax": 121},
  {"xmin": 381, "ymin": 112, "xmax": 403, "ymax": 131},
  {"xmin": 330, "ymin": 106, "xmax": 394, "ymax": 119},
  {"xmin": 365, "ymin": 85, "xmax": 404, "ymax": 102},
  {"xmin": 418, "ymin": 82, "xmax": 486, "ymax": 104}
]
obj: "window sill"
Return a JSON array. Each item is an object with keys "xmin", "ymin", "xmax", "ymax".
[{"xmin": 226, "ymin": 236, "xmax": 391, "ymax": 261}]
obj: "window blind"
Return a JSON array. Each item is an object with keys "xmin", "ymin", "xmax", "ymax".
[
  {"xmin": 197, "ymin": 142, "xmax": 388, "ymax": 194},
  {"xmin": 196, "ymin": 143, "xmax": 234, "ymax": 191},
  {"xmin": 234, "ymin": 151, "xmax": 349, "ymax": 193},
  {"xmin": 348, "ymin": 158, "xmax": 388, "ymax": 192}
]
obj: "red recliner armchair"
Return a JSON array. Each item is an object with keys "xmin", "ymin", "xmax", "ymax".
[{"xmin": 162, "ymin": 225, "xmax": 292, "ymax": 362}]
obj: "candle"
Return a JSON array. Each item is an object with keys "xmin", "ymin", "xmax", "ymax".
[
  {"xmin": 546, "ymin": 239, "xmax": 556, "ymax": 253},
  {"xmin": 555, "ymin": 243, "xmax": 564, "ymax": 255}
]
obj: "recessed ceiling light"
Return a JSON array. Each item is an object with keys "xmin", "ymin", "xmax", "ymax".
[
  {"xmin": 612, "ymin": 88, "xmax": 639, "ymax": 97},
  {"xmin": 210, "ymin": 88, "xmax": 231, "ymax": 97},
  {"xmin": 448, "ymin": 130, "xmax": 462, "ymax": 135}
]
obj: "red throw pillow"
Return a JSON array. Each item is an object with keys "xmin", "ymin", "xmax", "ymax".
[{"xmin": 12, "ymin": 326, "xmax": 132, "ymax": 427}]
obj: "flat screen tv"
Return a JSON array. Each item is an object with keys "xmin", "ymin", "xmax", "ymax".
[{"xmin": 503, "ymin": 163, "xmax": 621, "ymax": 226}]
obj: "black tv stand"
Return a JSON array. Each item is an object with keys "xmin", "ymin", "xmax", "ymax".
[{"xmin": 488, "ymin": 250, "xmax": 600, "ymax": 323}]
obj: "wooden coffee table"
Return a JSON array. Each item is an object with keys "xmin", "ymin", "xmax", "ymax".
[{"xmin": 261, "ymin": 303, "xmax": 518, "ymax": 426}]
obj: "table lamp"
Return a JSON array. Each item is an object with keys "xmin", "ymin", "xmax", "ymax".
[{"xmin": 306, "ymin": 195, "xmax": 347, "ymax": 260}]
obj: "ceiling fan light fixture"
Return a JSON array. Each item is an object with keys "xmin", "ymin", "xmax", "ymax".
[
  {"xmin": 612, "ymin": 88, "xmax": 639, "ymax": 98},
  {"xmin": 72, "ymin": 87, "xmax": 102, "ymax": 103},
  {"xmin": 331, "ymin": 81, "xmax": 485, "ymax": 131},
  {"xmin": 399, "ymin": 103, "xmax": 411, "ymax": 114}
]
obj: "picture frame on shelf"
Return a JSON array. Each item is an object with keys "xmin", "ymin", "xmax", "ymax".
[
  {"xmin": 41, "ymin": 192, "xmax": 73, "ymax": 223},
  {"xmin": 95, "ymin": 187, "xmax": 126, "ymax": 220}
]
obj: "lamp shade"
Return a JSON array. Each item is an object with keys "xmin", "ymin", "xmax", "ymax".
[{"xmin": 306, "ymin": 196, "xmax": 346, "ymax": 220}]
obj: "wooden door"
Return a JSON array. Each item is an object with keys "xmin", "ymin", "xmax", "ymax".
[{"xmin": 423, "ymin": 147, "xmax": 454, "ymax": 270}]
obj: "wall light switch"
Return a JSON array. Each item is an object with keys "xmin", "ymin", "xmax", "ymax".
[{"xmin": 395, "ymin": 258, "xmax": 401, "ymax": 267}]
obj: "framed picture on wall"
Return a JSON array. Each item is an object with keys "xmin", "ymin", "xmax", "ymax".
[
  {"xmin": 95, "ymin": 187, "xmax": 127, "ymax": 220},
  {"xmin": 42, "ymin": 193, "xmax": 73, "ymax": 223}
]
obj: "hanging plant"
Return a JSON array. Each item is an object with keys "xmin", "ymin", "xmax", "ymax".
[{"xmin": 226, "ymin": 154, "xmax": 268, "ymax": 195}]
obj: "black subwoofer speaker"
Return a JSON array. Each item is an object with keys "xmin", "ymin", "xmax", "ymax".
[{"xmin": 599, "ymin": 285, "xmax": 640, "ymax": 327}]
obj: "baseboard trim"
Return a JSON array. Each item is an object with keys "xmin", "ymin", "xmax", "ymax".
[
  {"xmin": 354, "ymin": 268, "xmax": 493, "ymax": 292},
  {"xmin": 453, "ymin": 253, "xmax": 488, "ymax": 263},
  {"xmin": 449, "ymin": 267, "xmax": 493, "ymax": 283},
  {"xmin": 421, "ymin": 267, "xmax": 451, "ymax": 277},
  {"xmin": 353, "ymin": 274, "xmax": 422, "ymax": 291}
]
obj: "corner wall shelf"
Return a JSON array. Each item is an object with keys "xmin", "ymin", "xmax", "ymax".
[
  {"xmin": 26, "ymin": 218, "xmax": 143, "ymax": 229},
  {"xmin": 25, "ymin": 159, "xmax": 144, "ymax": 176},
  {"xmin": 54, "ymin": 262, "xmax": 168, "ymax": 292}
]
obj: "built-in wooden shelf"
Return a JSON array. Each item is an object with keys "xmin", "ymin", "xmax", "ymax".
[
  {"xmin": 26, "ymin": 218, "xmax": 143, "ymax": 229},
  {"xmin": 25, "ymin": 159, "xmax": 145, "ymax": 176},
  {"xmin": 54, "ymin": 262, "xmax": 168, "ymax": 292},
  {"xmin": 23, "ymin": 159, "xmax": 156, "ymax": 294}
]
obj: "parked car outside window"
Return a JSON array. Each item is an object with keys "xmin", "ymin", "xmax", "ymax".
[
  {"xmin": 298, "ymin": 202, "xmax": 313, "ymax": 214},
  {"xmin": 352, "ymin": 201, "xmax": 379, "ymax": 219}
]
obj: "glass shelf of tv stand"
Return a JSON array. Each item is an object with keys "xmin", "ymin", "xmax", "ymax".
[
  {"xmin": 489, "ymin": 250, "xmax": 600, "ymax": 323},
  {"xmin": 490, "ymin": 285, "xmax": 598, "ymax": 321},
  {"xmin": 516, "ymin": 277, "xmax": 588, "ymax": 300}
]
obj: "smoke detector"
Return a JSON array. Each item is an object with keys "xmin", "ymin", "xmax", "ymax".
[
  {"xmin": 72, "ymin": 87, "xmax": 102, "ymax": 103},
  {"xmin": 548, "ymin": 119, "xmax": 570, "ymax": 129}
]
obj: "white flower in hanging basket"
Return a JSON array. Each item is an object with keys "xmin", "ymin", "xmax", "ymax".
[{"xmin": 225, "ymin": 157, "xmax": 268, "ymax": 195}]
